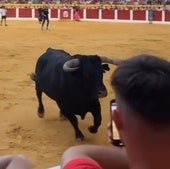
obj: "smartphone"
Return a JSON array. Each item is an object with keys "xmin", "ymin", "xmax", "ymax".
[{"xmin": 110, "ymin": 99, "xmax": 124, "ymax": 147}]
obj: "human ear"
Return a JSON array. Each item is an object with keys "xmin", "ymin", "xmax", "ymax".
[{"xmin": 112, "ymin": 110, "xmax": 123, "ymax": 130}]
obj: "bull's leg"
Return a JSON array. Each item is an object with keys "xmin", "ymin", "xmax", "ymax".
[
  {"xmin": 59, "ymin": 111, "xmax": 65, "ymax": 119},
  {"xmin": 88, "ymin": 101, "xmax": 101, "ymax": 133},
  {"xmin": 59, "ymin": 111, "xmax": 67, "ymax": 120},
  {"xmin": 66, "ymin": 114, "xmax": 84, "ymax": 141},
  {"xmin": 55, "ymin": 102, "xmax": 67, "ymax": 120},
  {"xmin": 36, "ymin": 83, "xmax": 44, "ymax": 118}
]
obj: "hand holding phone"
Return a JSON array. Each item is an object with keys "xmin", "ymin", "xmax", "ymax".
[{"xmin": 110, "ymin": 99, "xmax": 124, "ymax": 147}]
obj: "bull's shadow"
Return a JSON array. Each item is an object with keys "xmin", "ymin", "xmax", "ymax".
[{"xmin": 30, "ymin": 48, "xmax": 122, "ymax": 141}]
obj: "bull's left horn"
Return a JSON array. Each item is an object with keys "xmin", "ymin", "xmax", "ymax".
[
  {"xmin": 100, "ymin": 56, "xmax": 123, "ymax": 66},
  {"xmin": 63, "ymin": 59, "xmax": 80, "ymax": 72}
]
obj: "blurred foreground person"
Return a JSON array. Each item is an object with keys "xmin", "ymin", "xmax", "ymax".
[
  {"xmin": 0, "ymin": 154, "xmax": 33, "ymax": 169},
  {"xmin": 60, "ymin": 54, "xmax": 170, "ymax": 169}
]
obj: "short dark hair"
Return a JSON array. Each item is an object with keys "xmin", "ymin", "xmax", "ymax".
[{"xmin": 111, "ymin": 54, "xmax": 170, "ymax": 124}]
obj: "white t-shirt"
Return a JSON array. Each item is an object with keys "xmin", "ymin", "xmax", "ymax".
[{"xmin": 0, "ymin": 8, "xmax": 7, "ymax": 16}]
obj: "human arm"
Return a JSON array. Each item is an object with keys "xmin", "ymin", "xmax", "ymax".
[
  {"xmin": 61, "ymin": 145, "xmax": 129, "ymax": 169},
  {"xmin": 0, "ymin": 154, "xmax": 33, "ymax": 169}
]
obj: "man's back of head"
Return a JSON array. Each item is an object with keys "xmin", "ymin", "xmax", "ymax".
[{"xmin": 112, "ymin": 54, "xmax": 170, "ymax": 125}]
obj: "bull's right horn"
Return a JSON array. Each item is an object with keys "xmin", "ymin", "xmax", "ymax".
[
  {"xmin": 100, "ymin": 56, "xmax": 123, "ymax": 66},
  {"xmin": 63, "ymin": 59, "xmax": 80, "ymax": 72}
]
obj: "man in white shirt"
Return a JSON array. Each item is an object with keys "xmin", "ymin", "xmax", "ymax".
[{"xmin": 0, "ymin": 6, "xmax": 7, "ymax": 26}]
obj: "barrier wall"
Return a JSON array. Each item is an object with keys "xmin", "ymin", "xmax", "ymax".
[{"xmin": 6, "ymin": 8, "xmax": 170, "ymax": 24}]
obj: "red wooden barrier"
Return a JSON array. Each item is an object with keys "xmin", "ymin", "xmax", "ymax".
[
  {"xmin": 102, "ymin": 9, "xmax": 115, "ymax": 19},
  {"xmin": 153, "ymin": 11, "xmax": 162, "ymax": 21},
  {"xmin": 78, "ymin": 9, "xmax": 83, "ymax": 19},
  {"xmin": 51, "ymin": 9, "xmax": 58, "ymax": 18},
  {"xmin": 7, "ymin": 8, "xmax": 16, "ymax": 17},
  {"xmin": 34, "ymin": 8, "xmax": 39, "ymax": 18},
  {"xmin": 60, "ymin": 9, "xmax": 71, "ymax": 19},
  {"xmin": 165, "ymin": 10, "xmax": 170, "ymax": 21},
  {"xmin": 4, "ymin": 8, "xmax": 170, "ymax": 23},
  {"xmin": 117, "ymin": 10, "xmax": 130, "ymax": 20},
  {"xmin": 86, "ymin": 9, "xmax": 99, "ymax": 19},
  {"xmin": 19, "ymin": 8, "xmax": 32, "ymax": 18},
  {"xmin": 133, "ymin": 10, "xmax": 146, "ymax": 20}
]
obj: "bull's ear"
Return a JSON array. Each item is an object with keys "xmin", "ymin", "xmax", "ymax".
[{"xmin": 102, "ymin": 64, "xmax": 110, "ymax": 73}]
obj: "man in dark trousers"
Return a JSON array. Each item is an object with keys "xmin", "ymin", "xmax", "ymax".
[
  {"xmin": 41, "ymin": 6, "xmax": 49, "ymax": 30},
  {"xmin": 38, "ymin": 7, "xmax": 43, "ymax": 24}
]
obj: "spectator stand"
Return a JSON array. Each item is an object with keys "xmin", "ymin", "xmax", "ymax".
[{"xmin": 2, "ymin": 4, "xmax": 170, "ymax": 23}]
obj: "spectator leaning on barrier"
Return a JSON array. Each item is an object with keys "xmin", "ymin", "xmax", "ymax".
[
  {"xmin": 0, "ymin": 5, "xmax": 7, "ymax": 26},
  {"xmin": 148, "ymin": 7, "xmax": 154, "ymax": 24}
]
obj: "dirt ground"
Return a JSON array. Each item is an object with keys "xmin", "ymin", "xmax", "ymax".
[{"xmin": 0, "ymin": 20, "xmax": 170, "ymax": 169}]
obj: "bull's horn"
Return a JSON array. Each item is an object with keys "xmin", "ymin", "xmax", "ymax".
[
  {"xmin": 63, "ymin": 59, "xmax": 80, "ymax": 72},
  {"xmin": 100, "ymin": 56, "xmax": 123, "ymax": 66}
]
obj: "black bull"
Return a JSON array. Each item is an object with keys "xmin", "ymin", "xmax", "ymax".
[{"xmin": 30, "ymin": 48, "xmax": 122, "ymax": 141}]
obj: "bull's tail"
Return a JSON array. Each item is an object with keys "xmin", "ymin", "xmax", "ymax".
[{"xmin": 30, "ymin": 72, "xmax": 36, "ymax": 81}]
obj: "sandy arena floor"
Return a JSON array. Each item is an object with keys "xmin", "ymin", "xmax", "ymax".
[{"xmin": 0, "ymin": 20, "xmax": 170, "ymax": 169}]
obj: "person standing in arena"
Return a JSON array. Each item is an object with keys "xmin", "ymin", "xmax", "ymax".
[
  {"xmin": 0, "ymin": 6, "xmax": 7, "ymax": 26},
  {"xmin": 73, "ymin": 6, "xmax": 80, "ymax": 21},
  {"xmin": 148, "ymin": 8, "xmax": 154, "ymax": 24},
  {"xmin": 38, "ymin": 7, "xmax": 43, "ymax": 24},
  {"xmin": 41, "ymin": 6, "xmax": 49, "ymax": 30}
]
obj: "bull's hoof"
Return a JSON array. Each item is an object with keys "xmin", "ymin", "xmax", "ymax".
[
  {"xmin": 38, "ymin": 112, "xmax": 44, "ymax": 118},
  {"xmin": 88, "ymin": 126, "xmax": 98, "ymax": 133},
  {"xmin": 60, "ymin": 113, "xmax": 67, "ymax": 120},
  {"xmin": 38, "ymin": 107, "xmax": 44, "ymax": 118},
  {"xmin": 76, "ymin": 132, "xmax": 84, "ymax": 142},
  {"xmin": 76, "ymin": 135, "xmax": 84, "ymax": 142}
]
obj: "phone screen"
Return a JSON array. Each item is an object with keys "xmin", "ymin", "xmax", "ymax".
[
  {"xmin": 110, "ymin": 99, "xmax": 124, "ymax": 147},
  {"xmin": 110, "ymin": 99, "xmax": 119, "ymax": 139}
]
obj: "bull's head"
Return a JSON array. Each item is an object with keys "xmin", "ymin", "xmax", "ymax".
[
  {"xmin": 63, "ymin": 56, "xmax": 123, "ymax": 98},
  {"xmin": 63, "ymin": 56, "xmax": 122, "ymax": 72}
]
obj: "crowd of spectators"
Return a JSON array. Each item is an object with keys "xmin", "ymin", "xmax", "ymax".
[
  {"xmin": 0, "ymin": 0, "xmax": 169, "ymax": 5},
  {"xmin": 0, "ymin": 0, "xmax": 169, "ymax": 10}
]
